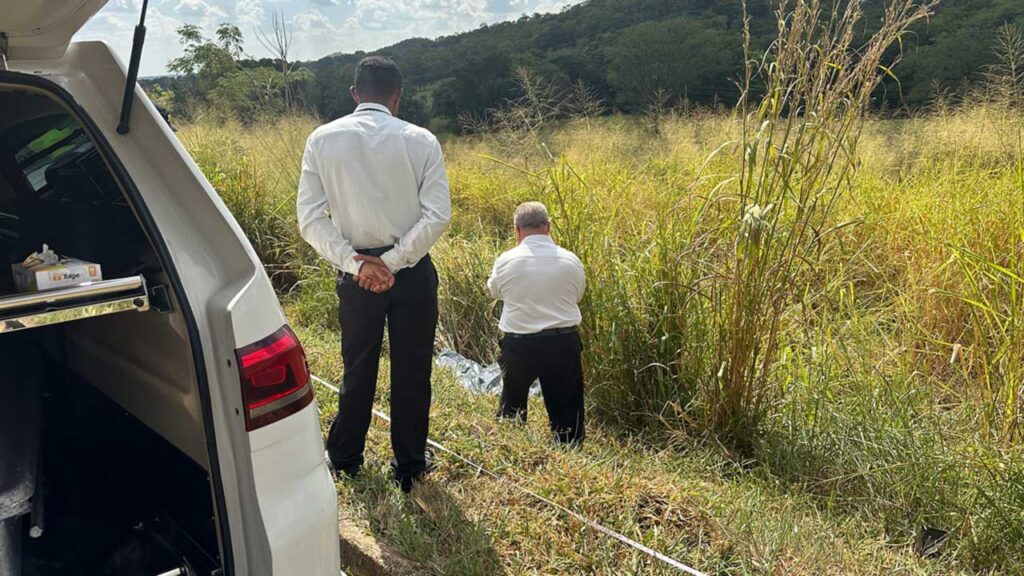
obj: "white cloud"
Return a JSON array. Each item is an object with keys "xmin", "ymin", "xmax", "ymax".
[
  {"xmin": 105, "ymin": 0, "xmax": 143, "ymax": 13},
  {"xmin": 75, "ymin": 5, "xmax": 186, "ymax": 77},
  {"xmin": 343, "ymin": 0, "xmax": 488, "ymax": 37},
  {"xmin": 175, "ymin": 0, "xmax": 226, "ymax": 19},
  {"xmin": 293, "ymin": 8, "xmax": 338, "ymax": 33},
  {"xmin": 531, "ymin": 0, "xmax": 574, "ymax": 13},
  {"xmin": 237, "ymin": 0, "xmax": 265, "ymax": 28}
]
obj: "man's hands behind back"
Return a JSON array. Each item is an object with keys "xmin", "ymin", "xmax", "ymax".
[{"xmin": 354, "ymin": 255, "xmax": 395, "ymax": 293}]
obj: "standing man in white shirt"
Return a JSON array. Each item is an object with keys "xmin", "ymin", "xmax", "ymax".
[
  {"xmin": 297, "ymin": 55, "xmax": 451, "ymax": 492},
  {"xmin": 487, "ymin": 202, "xmax": 587, "ymax": 444}
]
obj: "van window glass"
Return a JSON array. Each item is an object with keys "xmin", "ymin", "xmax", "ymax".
[{"xmin": 15, "ymin": 116, "xmax": 93, "ymax": 192}]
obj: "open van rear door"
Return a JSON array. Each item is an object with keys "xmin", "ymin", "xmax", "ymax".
[{"xmin": 1, "ymin": 0, "xmax": 108, "ymax": 61}]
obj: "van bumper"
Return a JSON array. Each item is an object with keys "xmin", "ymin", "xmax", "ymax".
[{"xmin": 249, "ymin": 402, "xmax": 340, "ymax": 575}]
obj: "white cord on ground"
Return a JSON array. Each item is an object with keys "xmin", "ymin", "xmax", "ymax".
[{"xmin": 311, "ymin": 374, "xmax": 707, "ymax": 576}]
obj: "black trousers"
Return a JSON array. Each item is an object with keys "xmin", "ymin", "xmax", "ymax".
[
  {"xmin": 326, "ymin": 253, "xmax": 438, "ymax": 480},
  {"xmin": 498, "ymin": 331, "xmax": 585, "ymax": 444}
]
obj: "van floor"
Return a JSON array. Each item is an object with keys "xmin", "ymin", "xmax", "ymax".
[{"xmin": 15, "ymin": 339, "xmax": 219, "ymax": 576}]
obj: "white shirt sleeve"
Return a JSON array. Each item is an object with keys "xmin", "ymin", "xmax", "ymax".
[
  {"xmin": 486, "ymin": 257, "xmax": 502, "ymax": 300},
  {"xmin": 296, "ymin": 135, "xmax": 362, "ymax": 276},
  {"xmin": 381, "ymin": 137, "xmax": 452, "ymax": 272},
  {"xmin": 575, "ymin": 257, "xmax": 586, "ymax": 303}
]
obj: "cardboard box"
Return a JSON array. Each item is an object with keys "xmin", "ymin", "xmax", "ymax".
[{"xmin": 12, "ymin": 257, "xmax": 103, "ymax": 292}]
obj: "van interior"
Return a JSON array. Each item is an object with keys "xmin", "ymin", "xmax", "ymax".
[{"xmin": 0, "ymin": 86, "xmax": 222, "ymax": 575}]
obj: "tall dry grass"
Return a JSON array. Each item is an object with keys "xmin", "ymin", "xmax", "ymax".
[
  {"xmin": 700, "ymin": 0, "xmax": 938, "ymax": 443},
  {"xmin": 176, "ymin": 104, "xmax": 1024, "ymax": 571},
  {"xmin": 171, "ymin": 3, "xmax": 1024, "ymax": 567}
]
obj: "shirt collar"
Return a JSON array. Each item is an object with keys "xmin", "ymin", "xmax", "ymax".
[
  {"xmin": 355, "ymin": 102, "xmax": 393, "ymax": 116},
  {"xmin": 521, "ymin": 234, "xmax": 555, "ymax": 245}
]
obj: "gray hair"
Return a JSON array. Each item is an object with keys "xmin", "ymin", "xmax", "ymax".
[{"xmin": 513, "ymin": 201, "xmax": 550, "ymax": 230}]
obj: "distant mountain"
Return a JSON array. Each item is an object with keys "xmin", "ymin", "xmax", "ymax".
[
  {"xmin": 299, "ymin": 0, "xmax": 1023, "ymax": 128},
  {"xmin": 304, "ymin": 0, "xmax": 760, "ymax": 127}
]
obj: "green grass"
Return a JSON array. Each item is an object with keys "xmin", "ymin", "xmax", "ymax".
[
  {"xmin": 168, "ymin": 6, "xmax": 1024, "ymax": 572},
  {"xmin": 297, "ymin": 321, "xmax": 1009, "ymax": 575},
  {"xmin": 179, "ymin": 100, "xmax": 1024, "ymax": 574}
]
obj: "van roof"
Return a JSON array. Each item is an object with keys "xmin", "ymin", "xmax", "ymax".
[{"xmin": 2, "ymin": 0, "xmax": 109, "ymax": 61}]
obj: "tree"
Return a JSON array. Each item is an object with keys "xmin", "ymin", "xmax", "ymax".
[
  {"xmin": 606, "ymin": 16, "xmax": 741, "ymax": 111},
  {"xmin": 147, "ymin": 84, "xmax": 176, "ymax": 112},
  {"xmin": 166, "ymin": 22, "xmax": 315, "ymax": 122},
  {"xmin": 168, "ymin": 23, "xmax": 245, "ymax": 103},
  {"xmin": 431, "ymin": 52, "xmax": 516, "ymax": 127},
  {"xmin": 256, "ymin": 10, "xmax": 298, "ymax": 109},
  {"xmin": 398, "ymin": 91, "xmax": 431, "ymax": 127},
  {"xmin": 209, "ymin": 66, "xmax": 313, "ymax": 122}
]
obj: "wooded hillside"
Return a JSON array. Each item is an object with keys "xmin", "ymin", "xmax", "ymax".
[{"xmin": 149, "ymin": 0, "xmax": 1024, "ymax": 129}]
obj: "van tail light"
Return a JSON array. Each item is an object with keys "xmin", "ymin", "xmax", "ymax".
[{"xmin": 236, "ymin": 325, "xmax": 313, "ymax": 431}]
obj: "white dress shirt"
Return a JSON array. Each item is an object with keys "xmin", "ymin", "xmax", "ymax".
[
  {"xmin": 296, "ymin": 102, "xmax": 452, "ymax": 275},
  {"xmin": 487, "ymin": 234, "xmax": 586, "ymax": 334}
]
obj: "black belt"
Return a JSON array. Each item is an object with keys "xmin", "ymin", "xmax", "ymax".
[
  {"xmin": 355, "ymin": 245, "xmax": 394, "ymax": 258},
  {"xmin": 504, "ymin": 326, "xmax": 578, "ymax": 339}
]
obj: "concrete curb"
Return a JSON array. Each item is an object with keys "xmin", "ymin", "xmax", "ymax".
[{"xmin": 338, "ymin": 511, "xmax": 431, "ymax": 576}]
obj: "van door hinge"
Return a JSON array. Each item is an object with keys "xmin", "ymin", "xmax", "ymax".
[
  {"xmin": 0, "ymin": 33, "xmax": 9, "ymax": 71},
  {"xmin": 148, "ymin": 284, "xmax": 173, "ymax": 313}
]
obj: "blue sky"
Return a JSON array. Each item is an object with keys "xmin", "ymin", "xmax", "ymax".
[{"xmin": 73, "ymin": 0, "xmax": 582, "ymax": 76}]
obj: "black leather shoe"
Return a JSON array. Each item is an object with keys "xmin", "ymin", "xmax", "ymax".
[
  {"xmin": 396, "ymin": 475, "xmax": 414, "ymax": 494},
  {"xmin": 391, "ymin": 450, "xmax": 436, "ymax": 493},
  {"xmin": 326, "ymin": 451, "xmax": 360, "ymax": 479}
]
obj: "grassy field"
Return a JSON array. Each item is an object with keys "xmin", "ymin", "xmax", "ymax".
[{"xmin": 179, "ymin": 103, "xmax": 1024, "ymax": 574}]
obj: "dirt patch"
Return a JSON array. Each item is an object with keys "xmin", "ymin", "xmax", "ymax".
[{"xmin": 339, "ymin": 509, "xmax": 431, "ymax": 576}]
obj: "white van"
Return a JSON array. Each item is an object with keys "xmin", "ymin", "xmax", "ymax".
[{"xmin": 0, "ymin": 2, "xmax": 341, "ymax": 575}]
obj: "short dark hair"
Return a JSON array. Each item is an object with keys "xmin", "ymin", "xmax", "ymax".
[{"xmin": 354, "ymin": 56, "xmax": 402, "ymax": 100}]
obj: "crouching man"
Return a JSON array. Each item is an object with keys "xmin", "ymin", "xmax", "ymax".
[{"xmin": 486, "ymin": 202, "xmax": 586, "ymax": 444}]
